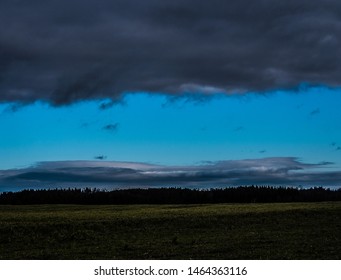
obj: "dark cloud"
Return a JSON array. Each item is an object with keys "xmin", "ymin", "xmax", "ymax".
[
  {"xmin": 94, "ymin": 155, "xmax": 107, "ymax": 160},
  {"xmin": 99, "ymin": 100, "xmax": 122, "ymax": 110},
  {"xmin": 2, "ymin": 103, "xmax": 26, "ymax": 113},
  {"xmin": 309, "ymin": 108, "xmax": 320, "ymax": 116},
  {"xmin": 0, "ymin": 157, "xmax": 340, "ymax": 189},
  {"xmin": 102, "ymin": 123, "xmax": 119, "ymax": 132},
  {"xmin": 1, "ymin": 0, "xmax": 341, "ymax": 105}
]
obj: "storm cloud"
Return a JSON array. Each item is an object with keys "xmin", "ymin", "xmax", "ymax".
[
  {"xmin": 1, "ymin": 0, "xmax": 341, "ymax": 105},
  {"xmin": 1, "ymin": 157, "xmax": 340, "ymax": 190}
]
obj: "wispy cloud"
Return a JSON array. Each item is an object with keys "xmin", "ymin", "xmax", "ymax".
[
  {"xmin": 309, "ymin": 108, "xmax": 320, "ymax": 116},
  {"xmin": 233, "ymin": 126, "xmax": 244, "ymax": 132},
  {"xmin": 1, "ymin": 158, "xmax": 340, "ymax": 190},
  {"xmin": 330, "ymin": 142, "xmax": 340, "ymax": 151},
  {"xmin": 94, "ymin": 155, "xmax": 107, "ymax": 160},
  {"xmin": 2, "ymin": 103, "xmax": 27, "ymax": 113},
  {"xmin": 102, "ymin": 123, "xmax": 119, "ymax": 132},
  {"xmin": 99, "ymin": 99, "xmax": 125, "ymax": 110}
]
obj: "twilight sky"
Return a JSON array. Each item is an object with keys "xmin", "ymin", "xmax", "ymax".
[{"xmin": 1, "ymin": 0, "xmax": 341, "ymax": 190}]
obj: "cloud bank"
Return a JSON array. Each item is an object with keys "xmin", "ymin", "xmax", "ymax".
[
  {"xmin": 1, "ymin": 158, "xmax": 340, "ymax": 190},
  {"xmin": 1, "ymin": 0, "xmax": 341, "ymax": 105}
]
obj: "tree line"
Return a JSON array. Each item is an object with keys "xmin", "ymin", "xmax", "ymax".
[{"xmin": 0, "ymin": 186, "xmax": 340, "ymax": 204}]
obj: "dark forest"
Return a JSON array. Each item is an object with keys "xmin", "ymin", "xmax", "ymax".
[{"xmin": 1, "ymin": 186, "xmax": 340, "ymax": 204}]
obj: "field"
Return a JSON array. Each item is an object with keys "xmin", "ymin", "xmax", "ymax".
[{"xmin": 0, "ymin": 202, "xmax": 340, "ymax": 259}]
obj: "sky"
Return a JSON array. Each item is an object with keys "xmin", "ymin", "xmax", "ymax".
[{"xmin": 1, "ymin": 0, "xmax": 341, "ymax": 190}]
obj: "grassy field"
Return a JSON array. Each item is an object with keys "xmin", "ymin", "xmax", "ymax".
[{"xmin": 0, "ymin": 202, "xmax": 340, "ymax": 259}]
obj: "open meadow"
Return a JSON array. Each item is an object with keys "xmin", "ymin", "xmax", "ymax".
[{"xmin": 0, "ymin": 202, "xmax": 340, "ymax": 259}]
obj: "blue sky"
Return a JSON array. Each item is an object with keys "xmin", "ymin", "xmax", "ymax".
[
  {"xmin": 1, "ymin": 0, "xmax": 341, "ymax": 189},
  {"xmin": 1, "ymin": 86, "xmax": 341, "ymax": 189},
  {"xmin": 1, "ymin": 86, "xmax": 341, "ymax": 170}
]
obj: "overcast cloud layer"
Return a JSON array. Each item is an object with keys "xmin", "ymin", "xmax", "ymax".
[
  {"xmin": 1, "ymin": 0, "xmax": 341, "ymax": 105},
  {"xmin": 1, "ymin": 158, "xmax": 340, "ymax": 190}
]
